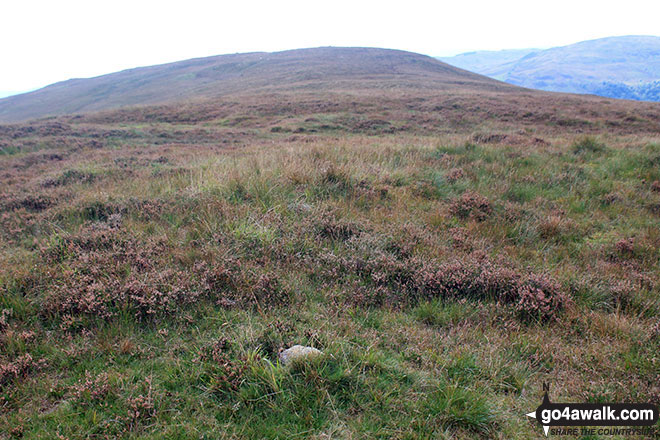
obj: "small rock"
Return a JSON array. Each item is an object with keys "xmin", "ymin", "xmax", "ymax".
[{"xmin": 279, "ymin": 345, "xmax": 323, "ymax": 365}]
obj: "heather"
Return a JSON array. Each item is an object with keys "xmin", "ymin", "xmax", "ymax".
[{"xmin": 0, "ymin": 102, "xmax": 659, "ymax": 439}]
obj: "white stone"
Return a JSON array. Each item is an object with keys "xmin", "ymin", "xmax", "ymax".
[{"xmin": 279, "ymin": 345, "xmax": 323, "ymax": 365}]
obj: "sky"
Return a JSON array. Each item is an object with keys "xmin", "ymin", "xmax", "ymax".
[{"xmin": 1, "ymin": 0, "xmax": 659, "ymax": 97}]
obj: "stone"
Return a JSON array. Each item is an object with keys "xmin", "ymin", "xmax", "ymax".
[{"xmin": 279, "ymin": 345, "xmax": 323, "ymax": 365}]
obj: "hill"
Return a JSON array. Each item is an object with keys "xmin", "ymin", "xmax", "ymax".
[
  {"xmin": 439, "ymin": 36, "xmax": 660, "ymax": 101},
  {"xmin": 0, "ymin": 47, "xmax": 510, "ymax": 123},
  {"xmin": 1, "ymin": 44, "xmax": 660, "ymax": 439}
]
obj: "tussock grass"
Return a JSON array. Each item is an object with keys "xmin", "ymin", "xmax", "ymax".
[{"xmin": 0, "ymin": 110, "xmax": 658, "ymax": 439}]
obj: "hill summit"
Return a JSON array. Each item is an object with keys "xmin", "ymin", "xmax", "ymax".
[{"xmin": 0, "ymin": 47, "xmax": 510, "ymax": 123}]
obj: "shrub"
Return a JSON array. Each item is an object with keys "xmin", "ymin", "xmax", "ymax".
[
  {"xmin": 449, "ymin": 227, "xmax": 471, "ymax": 250},
  {"xmin": 199, "ymin": 260, "xmax": 240, "ymax": 294},
  {"xmin": 312, "ymin": 242, "xmax": 570, "ymax": 322},
  {"xmin": 614, "ymin": 238, "xmax": 636, "ymax": 258},
  {"xmin": 0, "ymin": 193, "xmax": 54, "ymax": 212},
  {"xmin": 450, "ymin": 191, "xmax": 492, "ymax": 221},
  {"xmin": 41, "ymin": 168, "xmax": 97, "ymax": 187},
  {"xmin": 516, "ymin": 274, "xmax": 569, "ymax": 322},
  {"xmin": 38, "ymin": 227, "xmax": 220, "ymax": 322},
  {"xmin": 249, "ymin": 273, "xmax": 289, "ymax": 308},
  {"xmin": 413, "ymin": 260, "xmax": 478, "ymax": 300},
  {"xmin": 474, "ymin": 264, "xmax": 523, "ymax": 303},
  {"xmin": 70, "ymin": 371, "xmax": 113, "ymax": 404},
  {"xmin": 206, "ymin": 352, "xmax": 246, "ymax": 395},
  {"xmin": 0, "ymin": 353, "xmax": 45, "ymax": 387},
  {"xmin": 312, "ymin": 211, "xmax": 362, "ymax": 241},
  {"xmin": 126, "ymin": 393, "xmax": 156, "ymax": 425},
  {"xmin": 446, "ymin": 167, "xmax": 465, "ymax": 182}
]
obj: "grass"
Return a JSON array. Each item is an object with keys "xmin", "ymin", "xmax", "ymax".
[{"xmin": 0, "ymin": 94, "xmax": 659, "ymax": 439}]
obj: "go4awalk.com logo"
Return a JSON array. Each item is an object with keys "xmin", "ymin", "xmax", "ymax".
[{"xmin": 526, "ymin": 384, "xmax": 659, "ymax": 437}]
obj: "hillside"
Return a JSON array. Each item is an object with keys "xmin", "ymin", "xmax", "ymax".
[
  {"xmin": 0, "ymin": 47, "xmax": 510, "ymax": 123},
  {"xmin": 440, "ymin": 35, "xmax": 660, "ymax": 101},
  {"xmin": 1, "ymin": 46, "xmax": 660, "ymax": 439}
]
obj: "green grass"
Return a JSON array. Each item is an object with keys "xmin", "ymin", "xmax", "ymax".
[{"xmin": 0, "ymin": 114, "xmax": 659, "ymax": 439}]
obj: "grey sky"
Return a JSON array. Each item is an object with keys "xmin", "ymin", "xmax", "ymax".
[{"xmin": 2, "ymin": 0, "xmax": 659, "ymax": 96}]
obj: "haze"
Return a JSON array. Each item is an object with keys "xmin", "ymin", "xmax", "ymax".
[{"xmin": 2, "ymin": 0, "xmax": 659, "ymax": 96}]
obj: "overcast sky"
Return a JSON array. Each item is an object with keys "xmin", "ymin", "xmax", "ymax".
[{"xmin": 1, "ymin": 0, "xmax": 659, "ymax": 97}]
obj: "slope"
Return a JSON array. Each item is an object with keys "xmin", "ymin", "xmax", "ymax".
[{"xmin": 0, "ymin": 47, "xmax": 511, "ymax": 123}]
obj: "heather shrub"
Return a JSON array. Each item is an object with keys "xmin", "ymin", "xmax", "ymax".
[
  {"xmin": 0, "ymin": 353, "xmax": 45, "ymax": 387},
  {"xmin": 123, "ymin": 269, "xmax": 201, "ymax": 319},
  {"xmin": 449, "ymin": 191, "xmax": 492, "ymax": 221},
  {"xmin": 0, "ymin": 309, "xmax": 11, "ymax": 332},
  {"xmin": 42, "ymin": 168, "xmax": 97, "ymax": 187},
  {"xmin": 312, "ymin": 210, "xmax": 363, "ymax": 241},
  {"xmin": 201, "ymin": 341, "xmax": 247, "ymax": 395},
  {"xmin": 424, "ymin": 259, "xmax": 568, "ymax": 322},
  {"xmin": 411, "ymin": 180, "xmax": 440, "ymax": 199},
  {"xmin": 516, "ymin": 274, "xmax": 569, "ymax": 322},
  {"xmin": 249, "ymin": 273, "xmax": 290, "ymax": 308},
  {"xmin": 352, "ymin": 180, "xmax": 390, "ymax": 208},
  {"xmin": 446, "ymin": 167, "xmax": 465, "ymax": 182},
  {"xmin": 126, "ymin": 393, "xmax": 156, "ymax": 427},
  {"xmin": 314, "ymin": 244, "xmax": 419, "ymax": 302},
  {"xmin": 70, "ymin": 371, "xmax": 113, "ymax": 404},
  {"xmin": 611, "ymin": 237, "xmax": 636, "ymax": 260},
  {"xmin": 350, "ymin": 283, "xmax": 393, "ymax": 307},
  {"xmin": 413, "ymin": 260, "xmax": 479, "ymax": 300},
  {"xmin": 199, "ymin": 260, "xmax": 240, "ymax": 295},
  {"xmin": 37, "ymin": 227, "xmax": 234, "ymax": 322},
  {"xmin": 198, "ymin": 337, "xmax": 231, "ymax": 363},
  {"xmin": 448, "ymin": 227, "xmax": 472, "ymax": 251},
  {"xmin": 312, "ymin": 233, "xmax": 570, "ymax": 322},
  {"xmin": 473, "ymin": 263, "xmax": 523, "ymax": 303},
  {"xmin": 79, "ymin": 200, "xmax": 126, "ymax": 222},
  {"xmin": 0, "ymin": 193, "xmax": 54, "ymax": 212}
]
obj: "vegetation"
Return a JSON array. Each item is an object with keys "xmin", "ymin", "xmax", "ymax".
[{"xmin": 1, "ymin": 64, "xmax": 660, "ymax": 439}]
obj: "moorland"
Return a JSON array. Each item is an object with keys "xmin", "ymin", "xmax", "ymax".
[{"xmin": 1, "ymin": 47, "xmax": 659, "ymax": 439}]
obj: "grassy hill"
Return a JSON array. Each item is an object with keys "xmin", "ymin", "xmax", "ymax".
[
  {"xmin": 440, "ymin": 36, "xmax": 660, "ymax": 101},
  {"xmin": 0, "ymin": 47, "xmax": 511, "ymax": 123},
  {"xmin": 1, "ymin": 48, "xmax": 660, "ymax": 439}
]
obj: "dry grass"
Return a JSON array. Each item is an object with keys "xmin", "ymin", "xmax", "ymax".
[{"xmin": 0, "ymin": 88, "xmax": 659, "ymax": 439}]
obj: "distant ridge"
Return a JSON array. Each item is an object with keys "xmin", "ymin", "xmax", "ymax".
[
  {"xmin": 0, "ymin": 47, "xmax": 512, "ymax": 123},
  {"xmin": 439, "ymin": 36, "xmax": 660, "ymax": 101}
]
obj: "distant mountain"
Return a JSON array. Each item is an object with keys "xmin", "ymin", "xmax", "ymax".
[
  {"xmin": 0, "ymin": 47, "xmax": 510, "ymax": 123},
  {"xmin": 439, "ymin": 49, "xmax": 539, "ymax": 79},
  {"xmin": 439, "ymin": 36, "xmax": 660, "ymax": 101}
]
